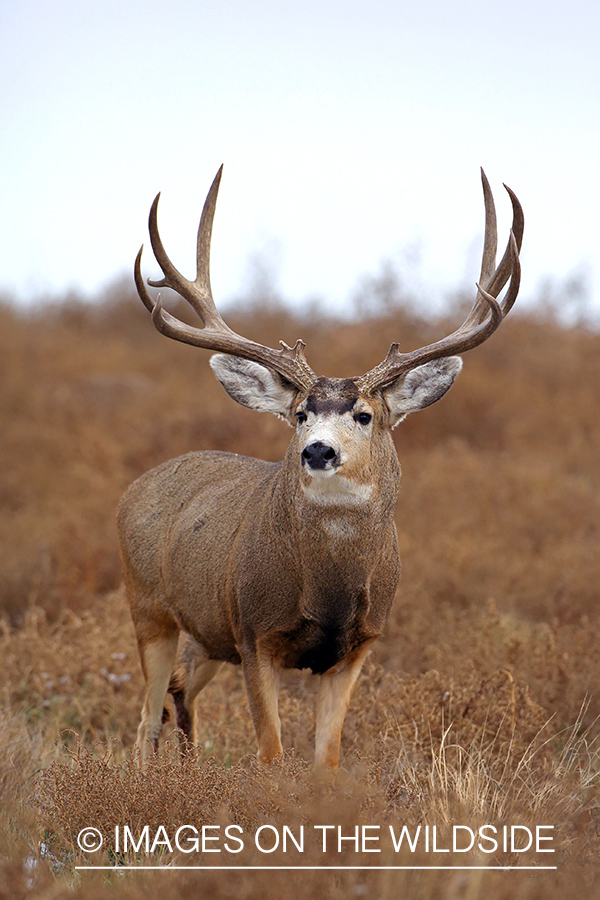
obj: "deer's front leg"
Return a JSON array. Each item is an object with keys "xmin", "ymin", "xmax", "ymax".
[
  {"xmin": 314, "ymin": 641, "xmax": 374, "ymax": 777},
  {"xmin": 242, "ymin": 650, "xmax": 282, "ymax": 764}
]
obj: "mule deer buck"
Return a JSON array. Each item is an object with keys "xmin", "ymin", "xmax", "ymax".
[{"xmin": 118, "ymin": 166, "xmax": 522, "ymax": 775}]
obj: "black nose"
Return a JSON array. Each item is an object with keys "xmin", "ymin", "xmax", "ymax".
[{"xmin": 301, "ymin": 441, "xmax": 339, "ymax": 470}]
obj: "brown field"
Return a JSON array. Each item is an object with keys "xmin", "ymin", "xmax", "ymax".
[{"xmin": 1, "ymin": 282, "xmax": 599, "ymax": 898}]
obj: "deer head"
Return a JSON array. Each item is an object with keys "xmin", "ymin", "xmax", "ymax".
[{"xmin": 135, "ymin": 167, "xmax": 522, "ymax": 501}]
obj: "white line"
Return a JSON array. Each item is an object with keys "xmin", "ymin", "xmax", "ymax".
[{"xmin": 76, "ymin": 865, "xmax": 558, "ymax": 871}]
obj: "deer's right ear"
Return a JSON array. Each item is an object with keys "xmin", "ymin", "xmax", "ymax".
[{"xmin": 209, "ymin": 354, "xmax": 298, "ymax": 424}]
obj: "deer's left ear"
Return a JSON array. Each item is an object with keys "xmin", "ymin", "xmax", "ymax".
[{"xmin": 383, "ymin": 357, "xmax": 463, "ymax": 428}]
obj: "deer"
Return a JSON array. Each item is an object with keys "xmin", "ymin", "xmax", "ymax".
[{"xmin": 118, "ymin": 166, "xmax": 523, "ymax": 776}]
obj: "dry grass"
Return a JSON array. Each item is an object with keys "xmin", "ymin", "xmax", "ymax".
[{"xmin": 1, "ymin": 284, "xmax": 599, "ymax": 897}]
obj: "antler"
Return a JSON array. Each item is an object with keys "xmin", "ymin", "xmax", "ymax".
[
  {"xmin": 356, "ymin": 170, "xmax": 523, "ymax": 394},
  {"xmin": 134, "ymin": 166, "xmax": 317, "ymax": 393}
]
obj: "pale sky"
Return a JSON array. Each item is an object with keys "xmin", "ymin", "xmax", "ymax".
[{"xmin": 1, "ymin": 0, "xmax": 598, "ymax": 316}]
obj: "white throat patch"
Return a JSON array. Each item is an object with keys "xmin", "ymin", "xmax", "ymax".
[
  {"xmin": 301, "ymin": 473, "xmax": 373, "ymax": 506},
  {"xmin": 322, "ymin": 516, "xmax": 358, "ymax": 539}
]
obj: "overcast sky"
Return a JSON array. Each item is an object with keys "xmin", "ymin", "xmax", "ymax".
[{"xmin": 1, "ymin": 0, "xmax": 598, "ymax": 317}]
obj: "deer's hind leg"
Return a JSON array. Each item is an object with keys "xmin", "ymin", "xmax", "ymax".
[
  {"xmin": 169, "ymin": 636, "xmax": 222, "ymax": 745},
  {"xmin": 134, "ymin": 620, "xmax": 180, "ymax": 761}
]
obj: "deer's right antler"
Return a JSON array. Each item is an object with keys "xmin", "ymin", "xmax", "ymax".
[
  {"xmin": 134, "ymin": 166, "xmax": 317, "ymax": 393},
  {"xmin": 356, "ymin": 170, "xmax": 524, "ymax": 393}
]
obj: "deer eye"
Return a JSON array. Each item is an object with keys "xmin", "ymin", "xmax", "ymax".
[
  {"xmin": 296, "ymin": 411, "xmax": 307, "ymax": 425},
  {"xmin": 355, "ymin": 412, "xmax": 372, "ymax": 426}
]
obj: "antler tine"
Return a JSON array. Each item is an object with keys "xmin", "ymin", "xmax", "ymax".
[
  {"xmin": 356, "ymin": 174, "xmax": 523, "ymax": 394},
  {"xmin": 134, "ymin": 168, "xmax": 317, "ymax": 393},
  {"xmin": 496, "ymin": 229, "xmax": 521, "ymax": 317},
  {"xmin": 195, "ymin": 165, "xmax": 222, "ymax": 304},
  {"xmin": 461, "ymin": 168, "xmax": 497, "ymax": 330},
  {"xmin": 487, "ymin": 183, "xmax": 524, "ymax": 294},
  {"xmin": 134, "ymin": 245, "xmax": 155, "ymax": 314},
  {"xmin": 479, "ymin": 168, "xmax": 498, "ymax": 286}
]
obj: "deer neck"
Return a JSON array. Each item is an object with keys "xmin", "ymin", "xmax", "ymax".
[{"xmin": 274, "ymin": 431, "xmax": 400, "ymax": 548}]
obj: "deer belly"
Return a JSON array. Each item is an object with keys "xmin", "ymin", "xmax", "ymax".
[{"xmin": 276, "ymin": 618, "xmax": 371, "ymax": 675}]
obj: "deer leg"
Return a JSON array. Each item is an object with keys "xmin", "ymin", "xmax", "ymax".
[
  {"xmin": 242, "ymin": 653, "xmax": 282, "ymax": 764},
  {"xmin": 171, "ymin": 657, "xmax": 222, "ymax": 744},
  {"xmin": 314, "ymin": 641, "xmax": 373, "ymax": 777},
  {"xmin": 168, "ymin": 636, "xmax": 223, "ymax": 742},
  {"xmin": 135, "ymin": 632, "xmax": 179, "ymax": 761},
  {"xmin": 186, "ymin": 660, "xmax": 223, "ymax": 743}
]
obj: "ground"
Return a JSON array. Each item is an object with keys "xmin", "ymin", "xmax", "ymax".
[{"xmin": 1, "ymin": 291, "xmax": 599, "ymax": 898}]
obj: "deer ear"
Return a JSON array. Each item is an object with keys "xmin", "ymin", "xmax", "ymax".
[
  {"xmin": 209, "ymin": 354, "xmax": 298, "ymax": 424},
  {"xmin": 383, "ymin": 357, "xmax": 463, "ymax": 428}
]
